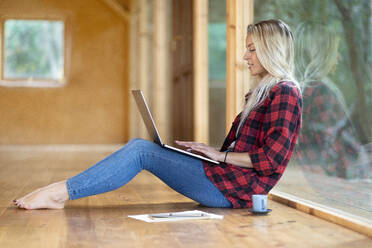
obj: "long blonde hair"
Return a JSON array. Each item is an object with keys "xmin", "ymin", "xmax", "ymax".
[{"xmin": 237, "ymin": 19, "xmax": 301, "ymax": 134}]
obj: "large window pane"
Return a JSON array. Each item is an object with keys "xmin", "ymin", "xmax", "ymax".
[
  {"xmin": 4, "ymin": 20, "xmax": 64, "ymax": 80},
  {"xmin": 209, "ymin": 0, "xmax": 226, "ymax": 148},
  {"xmin": 255, "ymin": 0, "xmax": 372, "ymax": 221}
]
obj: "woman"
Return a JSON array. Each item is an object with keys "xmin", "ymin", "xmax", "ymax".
[{"xmin": 14, "ymin": 19, "xmax": 302, "ymax": 210}]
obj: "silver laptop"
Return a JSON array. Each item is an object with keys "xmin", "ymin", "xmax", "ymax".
[{"xmin": 132, "ymin": 90, "xmax": 219, "ymax": 164}]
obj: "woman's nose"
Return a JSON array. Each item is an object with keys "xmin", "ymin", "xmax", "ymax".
[{"xmin": 243, "ymin": 51, "xmax": 250, "ymax": 60}]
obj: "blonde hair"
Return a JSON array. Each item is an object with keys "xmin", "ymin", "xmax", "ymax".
[{"xmin": 237, "ymin": 19, "xmax": 301, "ymax": 134}]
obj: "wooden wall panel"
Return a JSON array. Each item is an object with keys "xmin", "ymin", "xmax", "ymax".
[
  {"xmin": 128, "ymin": 0, "xmax": 141, "ymax": 140},
  {"xmin": 128, "ymin": 0, "xmax": 154, "ymax": 141},
  {"xmin": 137, "ymin": 0, "xmax": 152, "ymax": 140},
  {"xmin": 0, "ymin": 0, "xmax": 129, "ymax": 144},
  {"xmin": 172, "ymin": 0, "xmax": 194, "ymax": 142},
  {"xmin": 153, "ymin": 0, "xmax": 172, "ymax": 144}
]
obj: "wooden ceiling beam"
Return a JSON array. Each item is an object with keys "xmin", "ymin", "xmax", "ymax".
[{"xmin": 100, "ymin": 0, "xmax": 130, "ymax": 21}]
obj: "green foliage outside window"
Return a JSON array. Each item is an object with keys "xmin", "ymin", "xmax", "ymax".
[
  {"xmin": 209, "ymin": 23, "xmax": 226, "ymax": 81},
  {"xmin": 4, "ymin": 20, "xmax": 64, "ymax": 80}
]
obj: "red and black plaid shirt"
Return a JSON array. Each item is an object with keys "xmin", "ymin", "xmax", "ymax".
[{"xmin": 203, "ymin": 81, "xmax": 302, "ymax": 208}]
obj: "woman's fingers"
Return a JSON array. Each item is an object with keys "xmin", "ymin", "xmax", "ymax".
[
  {"xmin": 175, "ymin": 141, "xmax": 215, "ymax": 157},
  {"xmin": 175, "ymin": 140, "xmax": 189, "ymax": 145},
  {"xmin": 175, "ymin": 141, "xmax": 186, "ymax": 147},
  {"xmin": 190, "ymin": 145, "xmax": 209, "ymax": 153},
  {"xmin": 175, "ymin": 140, "xmax": 203, "ymax": 147}
]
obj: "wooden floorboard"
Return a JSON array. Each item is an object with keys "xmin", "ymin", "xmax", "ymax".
[{"xmin": 0, "ymin": 147, "xmax": 371, "ymax": 248}]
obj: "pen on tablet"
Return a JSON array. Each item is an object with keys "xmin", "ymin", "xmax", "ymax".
[{"xmin": 149, "ymin": 213, "xmax": 207, "ymax": 218}]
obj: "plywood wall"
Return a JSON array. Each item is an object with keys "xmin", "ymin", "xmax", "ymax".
[{"xmin": 0, "ymin": 0, "xmax": 129, "ymax": 144}]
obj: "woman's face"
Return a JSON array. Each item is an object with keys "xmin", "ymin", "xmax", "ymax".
[{"xmin": 243, "ymin": 35, "xmax": 268, "ymax": 77}]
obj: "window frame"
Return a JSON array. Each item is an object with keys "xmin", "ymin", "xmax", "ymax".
[{"xmin": 0, "ymin": 15, "xmax": 70, "ymax": 87}]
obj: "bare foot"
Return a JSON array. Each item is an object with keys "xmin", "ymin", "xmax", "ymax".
[
  {"xmin": 14, "ymin": 180, "xmax": 70, "ymax": 210},
  {"xmin": 15, "ymin": 181, "xmax": 64, "ymax": 203}
]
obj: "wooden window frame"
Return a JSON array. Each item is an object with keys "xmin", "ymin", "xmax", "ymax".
[
  {"xmin": 0, "ymin": 15, "xmax": 71, "ymax": 88},
  {"xmin": 193, "ymin": 0, "xmax": 209, "ymax": 144},
  {"xmin": 226, "ymin": 0, "xmax": 253, "ymax": 131}
]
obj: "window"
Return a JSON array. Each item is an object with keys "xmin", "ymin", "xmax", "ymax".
[
  {"xmin": 209, "ymin": 1, "xmax": 226, "ymax": 148},
  {"xmin": 1, "ymin": 19, "xmax": 66, "ymax": 87},
  {"xmin": 254, "ymin": 0, "xmax": 372, "ymax": 222}
]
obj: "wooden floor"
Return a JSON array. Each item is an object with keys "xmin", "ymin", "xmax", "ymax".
[{"xmin": 0, "ymin": 146, "xmax": 371, "ymax": 248}]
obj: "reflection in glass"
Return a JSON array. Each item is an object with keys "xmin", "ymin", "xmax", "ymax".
[{"xmin": 293, "ymin": 21, "xmax": 370, "ymax": 179}]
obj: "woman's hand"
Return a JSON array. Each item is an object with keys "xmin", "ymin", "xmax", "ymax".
[{"xmin": 175, "ymin": 141, "xmax": 224, "ymax": 162}]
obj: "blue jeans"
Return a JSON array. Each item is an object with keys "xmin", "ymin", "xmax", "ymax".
[{"xmin": 66, "ymin": 138, "xmax": 232, "ymax": 208}]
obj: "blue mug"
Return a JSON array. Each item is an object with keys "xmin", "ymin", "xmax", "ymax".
[{"xmin": 252, "ymin": 194, "xmax": 267, "ymax": 212}]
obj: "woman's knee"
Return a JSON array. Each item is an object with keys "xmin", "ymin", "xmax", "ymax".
[
  {"xmin": 126, "ymin": 138, "xmax": 157, "ymax": 152},
  {"xmin": 127, "ymin": 138, "xmax": 143, "ymax": 145}
]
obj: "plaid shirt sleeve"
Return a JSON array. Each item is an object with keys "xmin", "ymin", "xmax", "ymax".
[{"xmin": 249, "ymin": 84, "xmax": 302, "ymax": 176}]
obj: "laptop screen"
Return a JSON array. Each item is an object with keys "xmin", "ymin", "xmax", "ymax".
[{"xmin": 132, "ymin": 90, "xmax": 163, "ymax": 145}]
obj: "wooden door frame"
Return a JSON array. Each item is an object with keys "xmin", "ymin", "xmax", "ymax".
[
  {"xmin": 154, "ymin": 0, "xmax": 172, "ymax": 144},
  {"xmin": 193, "ymin": 0, "xmax": 209, "ymax": 143},
  {"xmin": 226, "ymin": 0, "xmax": 253, "ymax": 133}
]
